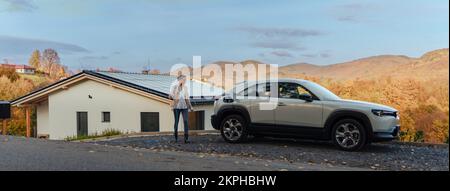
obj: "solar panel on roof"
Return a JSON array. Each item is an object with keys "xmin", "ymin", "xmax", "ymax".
[{"xmin": 96, "ymin": 71, "xmax": 224, "ymax": 97}]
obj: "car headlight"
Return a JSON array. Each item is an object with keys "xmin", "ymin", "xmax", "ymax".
[{"xmin": 371, "ymin": 109, "xmax": 398, "ymax": 117}]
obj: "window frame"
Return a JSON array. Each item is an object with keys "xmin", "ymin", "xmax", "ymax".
[{"xmin": 101, "ymin": 111, "xmax": 111, "ymax": 123}]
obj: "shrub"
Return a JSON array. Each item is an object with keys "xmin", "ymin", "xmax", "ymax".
[
  {"xmin": 101, "ymin": 129, "xmax": 122, "ymax": 137},
  {"xmin": 413, "ymin": 131, "xmax": 425, "ymax": 143},
  {"xmin": 0, "ymin": 67, "xmax": 20, "ymax": 82}
]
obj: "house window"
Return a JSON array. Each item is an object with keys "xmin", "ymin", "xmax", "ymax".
[{"xmin": 102, "ymin": 112, "xmax": 111, "ymax": 123}]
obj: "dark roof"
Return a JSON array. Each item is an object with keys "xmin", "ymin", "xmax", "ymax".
[
  {"xmin": 12, "ymin": 71, "xmax": 223, "ymax": 105},
  {"xmin": 85, "ymin": 71, "xmax": 170, "ymax": 98}
]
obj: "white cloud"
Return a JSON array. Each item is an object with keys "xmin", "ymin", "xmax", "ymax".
[
  {"xmin": 270, "ymin": 51, "xmax": 293, "ymax": 58},
  {"xmin": 236, "ymin": 26, "xmax": 324, "ymax": 38},
  {"xmin": 0, "ymin": 0, "xmax": 37, "ymax": 12},
  {"xmin": 0, "ymin": 35, "xmax": 89, "ymax": 55}
]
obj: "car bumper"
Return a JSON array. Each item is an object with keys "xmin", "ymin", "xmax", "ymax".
[
  {"xmin": 211, "ymin": 114, "xmax": 220, "ymax": 130},
  {"xmin": 372, "ymin": 125, "xmax": 400, "ymax": 142}
]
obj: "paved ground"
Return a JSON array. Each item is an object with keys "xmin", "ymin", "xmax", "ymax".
[
  {"xmin": 94, "ymin": 134, "xmax": 449, "ymax": 171},
  {"xmin": 0, "ymin": 135, "xmax": 364, "ymax": 171}
]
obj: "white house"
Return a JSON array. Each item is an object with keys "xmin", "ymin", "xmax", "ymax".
[
  {"xmin": 11, "ymin": 71, "xmax": 223, "ymax": 140},
  {"xmin": 0, "ymin": 64, "xmax": 36, "ymax": 74},
  {"xmin": 15, "ymin": 65, "xmax": 36, "ymax": 74}
]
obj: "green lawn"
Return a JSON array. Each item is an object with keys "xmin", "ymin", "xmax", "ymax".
[
  {"xmin": 65, "ymin": 129, "xmax": 122, "ymax": 141},
  {"xmin": 19, "ymin": 74, "xmax": 48, "ymax": 84}
]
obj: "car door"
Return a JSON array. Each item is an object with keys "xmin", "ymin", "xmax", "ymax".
[
  {"xmin": 248, "ymin": 82, "xmax": 276, "ymax": 125},
  {"xmin": 275, "ymin": 82, "xmax": 323, "ymax": 130}
]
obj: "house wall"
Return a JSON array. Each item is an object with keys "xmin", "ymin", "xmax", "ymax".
[
  {"xmin": 25, "ymin": 69, "xmax": 35, "ymax": 74},
  {"xmin": 15, "ymin": 68, "xmax": 35, "ymax": 74},
  {"xmin": 44, "ymin": 79, "xmax": 214, "ymax": 140}
]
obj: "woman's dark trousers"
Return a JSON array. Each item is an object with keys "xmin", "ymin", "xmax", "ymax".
[{"xmin": 173, "ymin": 109, "xmax": 189, "ymax": 142}]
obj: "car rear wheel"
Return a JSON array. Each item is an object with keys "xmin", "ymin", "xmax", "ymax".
[
  {"xmin": 332, "ymin": 119, "xmax": 367, "ymax": 151},
  {"xmin": 220, "ymin": 115, "xmax": 248, "ymax": 143}
]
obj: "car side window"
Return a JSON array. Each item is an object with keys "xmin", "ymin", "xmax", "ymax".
[
  {"xmin": 279, "ymin": 82, "xmax": 313, "ymax": 99},
  {"xmin": 297, "ymin": 86, "xmax": 311, "ymax": 96},
  {"xmin": 257, "ymin": 83, "xmax": 271, "ymax": 97},
  {"xmin": 237, "ymin": 84, "xmax": 257, "ymax": 97},
  {"xmin": 279, "ymin": 83, "xmax": 298, "ymax": 99}
]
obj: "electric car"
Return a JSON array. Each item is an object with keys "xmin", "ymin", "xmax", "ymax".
[{"xmin": 211, "ymin": 79, "xmax": 400, "ymax": 151}]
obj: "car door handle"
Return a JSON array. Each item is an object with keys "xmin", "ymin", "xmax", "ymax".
[{"xmin": 278, "ymin": 102, "xmax": 287, "ymax": 106}]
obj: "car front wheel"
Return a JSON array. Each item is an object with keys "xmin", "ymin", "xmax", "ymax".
[
  {"xmin": 332, "ymin": 119, "xmax": 367, "ymax": 151},
  {"xmin": 220, "ymin": 115, "xmax": 248, "ymax": 143}
]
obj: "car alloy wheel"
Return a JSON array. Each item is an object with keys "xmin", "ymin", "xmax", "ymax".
[
  {"xmin": 335, "ymin": 123, "xmax": 361, "ymax": 149},
  {"xmin": 222, "ymin": 118, "xmax": 243, "ymax": 141}
]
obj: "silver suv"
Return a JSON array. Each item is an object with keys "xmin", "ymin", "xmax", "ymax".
[{"xmin": 211, "ymin": 79, "xmax": 400, "ymax": 151}]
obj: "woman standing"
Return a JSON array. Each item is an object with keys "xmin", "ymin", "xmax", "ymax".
[{"xmin": 169, "ymin": 74, "xmax": 193, "ymax": 143}]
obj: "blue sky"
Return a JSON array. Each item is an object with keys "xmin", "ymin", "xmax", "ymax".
[{"xmin": 0, "ymin": 0, "xmax": 448, "ymax": 72}]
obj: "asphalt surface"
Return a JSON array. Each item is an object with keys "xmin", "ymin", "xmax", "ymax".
[
  {"xmin": 0, "ymin": 135, "xmax": 364, "ymax": 171},
  {"xmin": 94, "ymin": 134, "xmax": 449, "ymax": 171}
]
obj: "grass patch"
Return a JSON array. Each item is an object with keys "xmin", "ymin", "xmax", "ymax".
[
  {"xmin": 65, "ymin": 129, "xmax": 122, "ymax": 141},
  {"xmin": 19, "ymin": 74, "xmax": 48, "ymax": 84}
]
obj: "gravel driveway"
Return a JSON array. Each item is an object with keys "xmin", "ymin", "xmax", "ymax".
[
  {"xmin": 0, "ymin": 135, "xmax": 363, "ymax": 171},
  {"xmin": 94, "ymin": 134, "xmax": 449, "ymax": 171}
]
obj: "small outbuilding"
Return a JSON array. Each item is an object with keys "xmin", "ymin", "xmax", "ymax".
[
  {"xmin": 0, "ymin": 101, "xmax": 11, "ymax": 135},
  {"xmin": 11, "ymin": 71, "xmax": 223, "ymax": 140}
]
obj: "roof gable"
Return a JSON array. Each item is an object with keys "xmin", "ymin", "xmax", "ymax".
[{"xmin": 11, "ymin": 71, "xmax": 224, "ymax": 106}]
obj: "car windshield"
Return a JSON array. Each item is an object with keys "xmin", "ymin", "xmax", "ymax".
[{"xmin": 304, "ymin": 81, "xmax": 341, "ymax": 100}]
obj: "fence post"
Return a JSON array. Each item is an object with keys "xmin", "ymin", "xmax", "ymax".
[{"xmin": 2, "ymin": 119, "xmax": 6, "ymax": 135}]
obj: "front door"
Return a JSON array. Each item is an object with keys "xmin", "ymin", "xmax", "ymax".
[
  {"xmin": 141, "ymin": 112, "xmax": 160, "ymax": 132},
  {"xmin": 76, "ymin": 112, "xmax": 88, "ymax": 136},
  {"xmin": 275, "ymin": 82, "xmax": 323, "ymax": 128}
]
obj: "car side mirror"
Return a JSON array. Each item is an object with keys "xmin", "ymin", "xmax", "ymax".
[{"xmin": 299, "ymin": 93, "xmax": 313, "ymax": 102}]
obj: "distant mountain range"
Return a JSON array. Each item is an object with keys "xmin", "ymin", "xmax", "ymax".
[
  {"xmin": 172, "ymin": 48, "xmax": 449, "ymax": 87},
  {"xmin": 279, "ymin": 48, "xmax": 449, "ymax": 81}
]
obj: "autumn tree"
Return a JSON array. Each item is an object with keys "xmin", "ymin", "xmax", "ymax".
[
  {"xmin": 0, "ymin": 66, "xmax": 20, "ymax": 82},
  {"xmin": 0, "ymin": 76, "xmax": 38, "ymax": 136},
  {"xmin": 56, "ymin": 65, "xmax": 69, "ymax": 79},
  {"xmin": 28, "ymin": 50, "xmax": 41, "ymax": 71},
  {"xmin": 41, "ymin": 49, "xmax": 61, "ymax": 75},
  {"xmin": 40, "ymin": 49, "xmax": 69, "ymax": 80}
]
